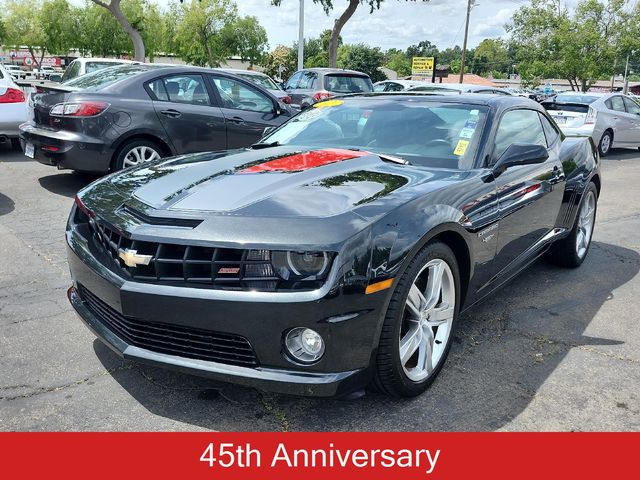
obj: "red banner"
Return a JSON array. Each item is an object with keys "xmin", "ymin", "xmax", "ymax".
[{"xmin": 1, "ymin": 432, "xmax": 638, "ymax": 479}]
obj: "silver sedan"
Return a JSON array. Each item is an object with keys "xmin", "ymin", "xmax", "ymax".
[{"xmin": 543, "ymin": 92, "xmax": 640, "ymax": 156}]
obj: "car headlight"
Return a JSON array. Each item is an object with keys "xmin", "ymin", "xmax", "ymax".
[{"xmin": 271, "ymin": 251, "xmax": 331, "ymax": 280}]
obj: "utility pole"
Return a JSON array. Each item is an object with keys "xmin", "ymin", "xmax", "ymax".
[
  {"xmin": 297, "ymin": 0, "xmax": 305, "ymax": 71},
  {"xmin": 459, "ymin": 0, "xmax": 474, "ymax": 83},
  {"xmin": 623, "ymin": 53, "xmax": 630, "ymax": 95}
]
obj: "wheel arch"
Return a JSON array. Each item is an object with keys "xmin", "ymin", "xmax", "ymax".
[{"xmin": 110, "ymin": 133, "xmax": 174, "ymax": 171}]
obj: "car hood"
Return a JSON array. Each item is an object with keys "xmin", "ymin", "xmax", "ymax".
[
  {"xmin": 103, "ymin": 146, "xmax": 459, "ymax": 217},
  {"xmin": 80, "ymin": 146, "xmax": 465, "ymax": 248}
]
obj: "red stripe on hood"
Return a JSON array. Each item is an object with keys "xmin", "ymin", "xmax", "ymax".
[{"xmin": 239, "ymin": 148, "xmax": 369, "ymax": 174}]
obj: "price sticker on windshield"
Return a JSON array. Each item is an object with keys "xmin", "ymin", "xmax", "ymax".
[
  {"xmin": 454, "ymin": 139, "xmax": 470, "ymax": 156},
  {"xmin": 314, "ymin": 99, "xmax": 343, "ymax": 108}
]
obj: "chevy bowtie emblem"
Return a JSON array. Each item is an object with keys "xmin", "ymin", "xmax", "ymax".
[{"xmin": 118, "ymin": 248, "xmax": 152, "ymax": 268}]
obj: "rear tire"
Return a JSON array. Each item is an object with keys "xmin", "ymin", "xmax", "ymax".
[
  {"xmin": 372, "ymin": 241, "xmax": 460, "ymax": 397},
  {"xmin": 547, "ymin": 182, "xmax": 598, "ymax": 268},
  {"xmin": 113, "ymin": 139, "xmax": 163, "ymax": 171},
  {"xmin": 598, "ymin": 130, "xmax": 613, "ymax": 157}
]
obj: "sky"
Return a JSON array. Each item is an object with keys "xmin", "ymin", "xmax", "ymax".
[
  {"xmin": 148, "ymin": 0, "xmax": 530, "ymax": 51},
  {"xmin": 235, "ymin": 0, "xmax": 521, "ymax": 50}
]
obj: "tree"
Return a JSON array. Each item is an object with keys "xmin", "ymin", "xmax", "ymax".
[
  {"xmin": 88, "ymin": 0, "xmax": 145, "ymax": 61},
  {"xmin": 3, "ymin": 0, "xmax": 47, "ymax": 67},
  {"xmin": 385, "ymin": 50, "xmax": 411, "ymax": 77},
  {"xmin": 261, "ymin": 45, "xmax": 297, "ymax": 81},
  {"xmin": 173, "ymin": 0, "xmax": 239, "ymax": 67},
  {"xmin": 231, "ymin": 16, "xmax": 268, "ymax": 67},
  {"xmin": 472, "ymin": 39, "xmax": 510, "ymax": 76},
  {"xmin": 507, "ymin": 0, "xmax": 628, "ymax": 91},
  {"xmin": 337, "ymin": 43, "xmax": 386, "ymax": 82},
  {"xmin": 40, "ymin": 0, "xmax": 75, "ymax": 56}
]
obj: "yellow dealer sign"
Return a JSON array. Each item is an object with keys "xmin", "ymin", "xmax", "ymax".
[{"xmin": 411, "ymin": 57, "xmax": 435, "ymax": 75}]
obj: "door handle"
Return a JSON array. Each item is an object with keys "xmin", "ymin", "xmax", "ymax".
[
  {"xmin": 229, "ymin": 116, "xmax": 245, "ymax": 125},
  {"xmin": 160, "ymin": 109, "xmax": 182, "ymax": 118}
]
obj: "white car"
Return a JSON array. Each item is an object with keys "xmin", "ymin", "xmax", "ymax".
[
  {"xmin": 3, "ymin": 65, "xmax": 27, "ymax": 80},
  {"xmin": 543, "ymin": 92, "xmax": 640, "ymax": 156},
  {"xmin": 59, "ymin": 58, "xmax": 137, "ymax": 83},
  {"xmin": 0, "ymin": 65, "xmax": 28, "ymax": 149}
]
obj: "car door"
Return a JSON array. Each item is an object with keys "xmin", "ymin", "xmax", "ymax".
[
  {"xmin": 294, "ymin": 71, "xmax": 318, "ymax": 107},
  {"xmin": 209, "ymin": 75, "xmax": 285, "ymax": 149},
  {"xmin": 621, "ymin": 97, "xmax": 640, "ymax": 146},
  {"xmin": 604, "ymin": 95, "xmax": 633, "ymax": 145},
  {"xmin": 147, "ymin": 73, "xmax": 227, "ymax": 154},
  {"xmin": 490, "ymin": 108, "xmax": 565, "ymax": 279}
]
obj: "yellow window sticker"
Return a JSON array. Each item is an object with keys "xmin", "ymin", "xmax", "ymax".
[
  {"xmin": 314, "ymin": 99, "xmax": 343, "ymax": 108},
  {"xmin": 454, "ymin": 139, "xmax": 469, "ymax": 156}
]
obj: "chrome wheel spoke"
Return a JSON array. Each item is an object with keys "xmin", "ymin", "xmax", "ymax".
[
  {"xmin": 416, "ymin": 326, "xmax": 434, "ymax": 374},
  {"xmin": 575, "ymin": 191, "xmax": 596, "ymax": 258},
  {"xmin": 406, "ymin": 284, "xmax": 426, "ymax": 318},
  {"xmin": 400, "ymin": 323, "xmax": 422, "ymax": 365},
  {"xmin": 424, "ymin": 262, "xmax": 444, "ymax": 310},
  {"xmin": 428, "ymin": 303, "xmax": 454, "ymax": 325}
]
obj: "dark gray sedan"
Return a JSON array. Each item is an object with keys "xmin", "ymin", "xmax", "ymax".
[{"xmin": 19, "ymin": 65, "xmax": 293, "ymax": 173}]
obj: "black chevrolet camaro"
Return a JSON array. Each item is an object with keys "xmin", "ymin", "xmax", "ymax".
[{"xmin": 66, "ymin": 94, "xmax": 601, "ymax": 397}]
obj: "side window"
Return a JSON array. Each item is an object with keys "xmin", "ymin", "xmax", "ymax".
[
  {"xmin": 161, "ymin": 74, "xmax": 210, "ymax": 106},
  {"xmin": 494, "ymin": 109, "xmax": 547, "ymax": 161},
  {"xmin": 212, "ymin": 77, "xmax": 274, "ymax": 113},
  {"xmin": 539, "ymin": 113, "xmax": 560, "ymax": 147},
  {"xmin": 147, "ymin": 78, "xmax": 169, "ymax": 101},
  {"xmin": 297, "ymin": 71, "xmax": 317, "ymax": 89},
  {"xmin": 386, "ymin": 83, "xmax": 404, "ymax": 92},
  {"xmin": 606, "ymin": 96, "xmax": 626, "ymax": 112},
  {"xmin": 285, "ymin": 71, "xmax": 302, "ymax": 89},
  {"xmin": 623, "ymin": 97, "xmax": 640, "ymax": 115},
  {"xmin": 373, "ymin": 83, "xmax": 386, "ymax": 92},
  {"xmin": 62, "ymin": 61, "xmax": 80, "ymax": 82}
]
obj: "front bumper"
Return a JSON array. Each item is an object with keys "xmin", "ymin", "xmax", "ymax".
[
  {"xmin": 19, "ymin": 123, "xmax": 112, "ymax": 173},
  {"xmin": 66, "ymin": 227, "xmax": 385, "ymax": 397}
]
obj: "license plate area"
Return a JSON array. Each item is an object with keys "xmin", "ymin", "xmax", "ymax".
[{"xmin": 24, "ymin": 142, "xmax": 35, "ymax": 158}]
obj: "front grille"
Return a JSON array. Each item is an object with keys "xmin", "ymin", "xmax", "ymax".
[
  {"xmin": 78, "ymin": 285, "xmax": 259, "ymax": 367},
  {"xmin": 87, "ymin": 217, "xmax": 281, "ymax": 291}
]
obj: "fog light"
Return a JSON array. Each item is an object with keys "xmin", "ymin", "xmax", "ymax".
[{"xmin": 285, "ymin": 327, "xmax": 325, "ymax": 364}]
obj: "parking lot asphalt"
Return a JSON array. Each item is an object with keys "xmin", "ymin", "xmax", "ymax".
[{"xmin": 1, "ymin": 144, "xmax": 639, "ymax": 432}]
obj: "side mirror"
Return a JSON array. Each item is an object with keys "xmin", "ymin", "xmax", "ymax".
[
  {"xmin": 492, "ymin": 143, "xmax": 549, "ymax": 177},
  {"xmin": 49, "ymin": 74, "xmax": 62, "ymax": 83}
]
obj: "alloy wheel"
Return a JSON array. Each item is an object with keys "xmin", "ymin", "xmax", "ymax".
[
  {"xmin": 576, "ymin": 190, "xmax": 596, "ymax": 258},
  {"xmin": 399, "ymin": 259, "xmax": 456, "ymax": 382},
  {"xmin": 122, "ymin": 146, "xmax": 161, "ymax": 168},
  {"xmin": 600, "ymin": 134, "xmax": 611, "ymax": 155}
]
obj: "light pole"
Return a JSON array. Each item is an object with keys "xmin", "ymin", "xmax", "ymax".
[
  {"xmin": 297, "ymin": 0, "xmax": 305, "ymax": 71},
  {"xmin": 459, "ymin": 0, "xmax": 476, "ymax": 83}
]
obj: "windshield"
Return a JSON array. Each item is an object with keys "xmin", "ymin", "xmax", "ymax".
[
  {"xmin": 324, "ymin": 74, "xmax": 373, "ymax": 93},
  {"xmin": 64, "ymin": 64, "xmax": 156, "ymax": 90},
  {"xmin": 237, "ymin": 73, "xmax": 279, "ymax": 90},
  {"xmin": 263, "ymin": 98, "xmax": 487, "ymax": 170}
]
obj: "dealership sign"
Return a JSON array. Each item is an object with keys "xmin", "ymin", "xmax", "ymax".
[
  {"xmin": 411, "ymin": 56, "xmax": 435, "ymax": 77},
  {"xmin": 10, "ymin": 50, "xmax": 61, "ymax": 66}
]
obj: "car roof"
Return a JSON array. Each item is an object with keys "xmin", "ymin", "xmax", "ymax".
[
  {"xmin": 299, "ymin": 67, "xmax": 369, "ymax": 76},
  {"xmin": 217, "ymin": 68, "xmax": 268, "ymax": 77},
  {"xmin": 73, "ymin": 58, "xmax": 136, "ymax": 64},
  {"xmin": 376, "ymin": 79, "xmax": 425, "ymax": 87},
  {"xmin": 337, "ymin": 92, "xmax": 541, "ymax": 109}
]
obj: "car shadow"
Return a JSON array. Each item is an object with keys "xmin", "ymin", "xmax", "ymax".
[
  {"xmin": 0, "ymin": 193, "xmax": 15, "ymax": 216},
  {"xmin": 607, "ymin": 148, "xmax": 640, "ymax": 161},
  {"xmin": 94, "ymin": 241, "xmax": 639, "ymax": 431},
  {"xmin": 38, "ymin": 172, "xmax": 99, "ymax": 198}
]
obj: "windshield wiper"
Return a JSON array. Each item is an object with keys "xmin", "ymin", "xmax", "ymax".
[{"xmin": 251, "ymin": 141, "xmax": 281, "ymax": 149}]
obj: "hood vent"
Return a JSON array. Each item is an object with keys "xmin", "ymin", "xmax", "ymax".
[{"xmin": 120, "ymin": 204, "xmax": 202, "ymax": 229}]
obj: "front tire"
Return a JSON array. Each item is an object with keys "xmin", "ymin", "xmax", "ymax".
[
  {"xmin": 373, "ymin": 241, "xmax": 460, "ymax": 397},
  {"xmin": 547, "ymin": 182, "xmax": 598, "ymax": 268},
  {"xmin": 113, "ymin": 139, "xmax": 163, "ymax": 171}
]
